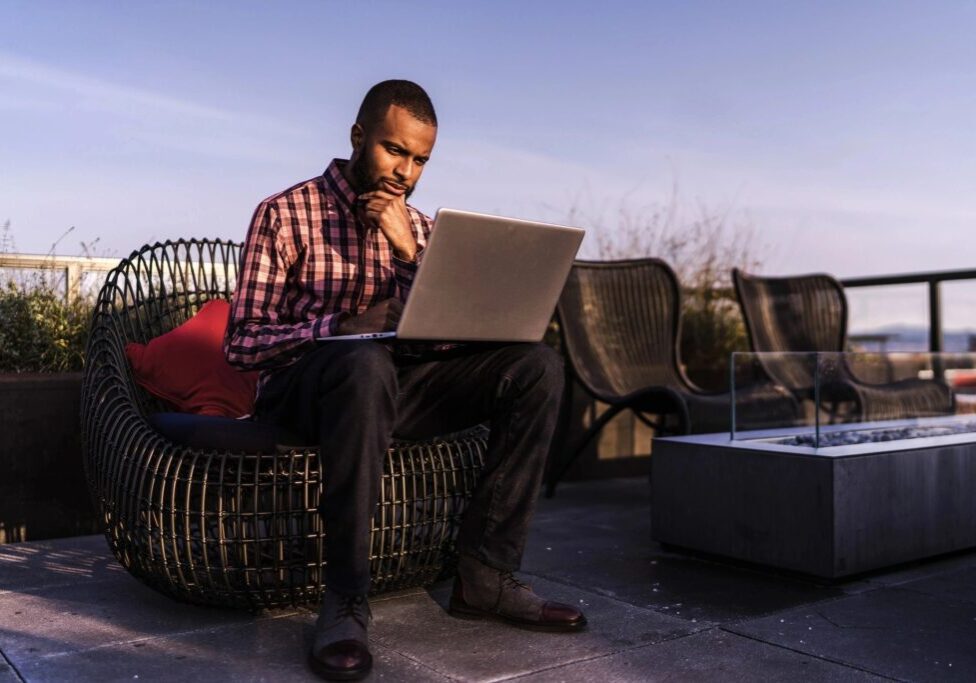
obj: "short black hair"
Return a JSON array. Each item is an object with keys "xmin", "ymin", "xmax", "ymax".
[{"xmin": 356, "ymin": 80, "xmax": 437, "ymax": 129}]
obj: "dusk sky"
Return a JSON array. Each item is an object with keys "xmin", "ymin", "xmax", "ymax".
[{"xmin": 2, "ymin": 1, "xmax": 975, "ymax": 330}]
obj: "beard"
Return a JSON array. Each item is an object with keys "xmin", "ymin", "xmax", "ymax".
[{"xmin": 347, "ymin": 155, "xmax": 414, "ymax": 199}]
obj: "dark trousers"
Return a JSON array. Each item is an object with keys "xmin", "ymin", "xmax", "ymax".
[{"xmin": 254, "ymin": 341, "xmax": 563, "ymax": 595}]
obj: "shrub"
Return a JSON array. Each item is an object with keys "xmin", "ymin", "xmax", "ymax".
[
  {"xmin": 569, "ymin": 190, "xmax": 766, "ymax": 390},
  {"xmin": 0, "ymin": 221, "xmax": 96, "ymax": 373},
  {"xmin": 0, "ymin": 281, "xmax": 93, "ymax": 373}
]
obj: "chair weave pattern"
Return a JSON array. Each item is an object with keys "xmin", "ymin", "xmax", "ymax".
[{"xmin": 81, "ymin": 238, "xmax": 487, "ymax": 609}]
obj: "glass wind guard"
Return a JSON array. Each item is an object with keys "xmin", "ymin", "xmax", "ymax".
[{"xmin": 731, "ymin": 352, "xmax": 976, "ymax": 448}]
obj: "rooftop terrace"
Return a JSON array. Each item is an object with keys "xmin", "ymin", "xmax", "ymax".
[{"xmin": 3, "ymin": 477, "xmax": 976, "ymax": 682}]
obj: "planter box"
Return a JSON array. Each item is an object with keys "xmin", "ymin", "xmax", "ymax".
[
  {"xmin": 651, "ymin": 428, "xmax": 976, "ymax": 578},
  {"xmin": 0, "ymin": 373, "xmax": 99, "ymax": 543}
]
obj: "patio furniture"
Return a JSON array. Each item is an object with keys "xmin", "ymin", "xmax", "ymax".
[
  {"xmin": 545, "ymin": 259, "xmax": 799, "ymax": 496},
  {"xmin": 81, "ymin": 238, "xmax": 488, "ymax": 610},
  {"xmin": 732, "ymin": 268, "xmax": 955, "ymax": 421}
]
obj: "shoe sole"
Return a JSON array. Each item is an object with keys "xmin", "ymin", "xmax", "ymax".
[
  {"xmin": 448, "ymin": 600, "xmax": 588, "ymax": 633},
  {"xmin": 307, "ymin": 651, "xmax": 373, "ymax": 681}
]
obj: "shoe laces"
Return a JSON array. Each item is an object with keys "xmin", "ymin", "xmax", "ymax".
[
  {"xmin": 501, "ymin": 571, "xmax": 530, "ymax": 592},
  {"xmin": 335, "ymin": 594, "xmax": 371, "ymax": 628}
]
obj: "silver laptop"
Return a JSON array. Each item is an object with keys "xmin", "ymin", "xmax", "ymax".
[{"xmin": 322, "ymin": 208, "xmax": 585, "ymax": 342}]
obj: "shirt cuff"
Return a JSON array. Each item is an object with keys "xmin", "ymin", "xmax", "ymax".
[
  {"xmin": 316, "ymin": 312, "xmax": 350, "ymax": 338},
  {"xmin": 393, "ymin": 246, "xmax": 424, "ymax": 269}
]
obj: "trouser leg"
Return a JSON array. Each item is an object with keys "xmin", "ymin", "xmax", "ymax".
[
  {"xmin": 255, "ymin": 341, "xmax": 397, "ymax": 595},
  {"xmin": 394, "ymin": 342, "xmax": 564, "ymax": 571}
]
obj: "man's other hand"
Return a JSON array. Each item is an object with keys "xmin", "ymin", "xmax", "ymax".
[
  {"xmin": 336, "ymin": 298, "xmax": 403, "ymax": 335},
  {"xmin": 356, "ymin": 190, "xmax": 418, "ymax": 262}
]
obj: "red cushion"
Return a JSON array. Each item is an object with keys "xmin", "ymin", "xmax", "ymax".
[{"xmin": 125, "ymin": 300, "xmax": 258, "ymax": 418}]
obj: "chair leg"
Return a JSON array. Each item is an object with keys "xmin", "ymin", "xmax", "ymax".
[{"xmin": 545, "ymin": 403, "xmax": 629, "ymax": 498}]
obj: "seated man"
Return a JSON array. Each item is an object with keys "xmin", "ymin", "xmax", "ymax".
[{"xmin": 224, "ymin": 79, "xmax": 586, "ymax": 681}]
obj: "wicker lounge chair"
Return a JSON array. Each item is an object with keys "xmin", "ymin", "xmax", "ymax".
[
  {"xmin": 81, "ymin": 238, "xmax": 488, "ymax": 609},
  {"xmin": 732, "ymin": 268, "xmax": 955, "ymax": 422},
  {"xmin": 545, "ymin": 259, "xmax": 799, "ymax": 496}
]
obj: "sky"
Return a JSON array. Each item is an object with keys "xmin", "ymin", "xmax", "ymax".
[{"xmin": 2, "ymin": 1, "xmax": 975, "ymax": 330}]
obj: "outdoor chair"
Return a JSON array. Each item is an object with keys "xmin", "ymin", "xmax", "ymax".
[
  {"xmin": 81, "ymin": 238, "xmax": 488, "ymax": 610},
  {"xmin": 545, "ymin": 258, "xmax": 799, "ymax": 496},
  {"xmin": 732, "ymin": 268, "xmax": 955, "ymax": 423}
]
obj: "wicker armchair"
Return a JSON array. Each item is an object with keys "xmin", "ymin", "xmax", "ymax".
[
  {"xmin": 545, "ymin": 259, "xmax": 799, "ymax": 495},
  {"xmin": 732, "ymin": 268, "xmax": 954, "ymax": 422},
  {"xmin": 81, "ymin": 239, "xmax": 488, "ymax": 609}
]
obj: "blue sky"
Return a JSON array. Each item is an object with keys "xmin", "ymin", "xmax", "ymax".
[{"xmin": 2, "ymin": 1, "xmax": 975, "ymax": 328}]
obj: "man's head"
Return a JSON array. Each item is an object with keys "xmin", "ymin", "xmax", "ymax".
[{"xmin": 345, "ymin": 80, "xmax": 437, "ymax": 199}]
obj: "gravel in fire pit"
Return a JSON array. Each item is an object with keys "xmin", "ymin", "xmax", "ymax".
[{"xmin": 773, "ymin": 419, "xmax": 976, "ymax": 448}]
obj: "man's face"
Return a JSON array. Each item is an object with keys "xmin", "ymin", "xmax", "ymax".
[{"xmin": 347, "ymin": 105, "xmax": 437, "ymax": 199}]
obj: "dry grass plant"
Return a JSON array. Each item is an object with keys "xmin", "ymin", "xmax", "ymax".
[
  {"xmin": 566, "ymin": 187, "xmax": 767, "ymax": 390},
  {"xmin": 0, "ymin": 221, "xmax": 97, "ymax": 373}
]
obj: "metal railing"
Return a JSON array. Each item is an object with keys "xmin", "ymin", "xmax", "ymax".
[
  {"xmin": 0, "ymin": 253, "xmax": 120, "ymax": 299},
  {"xmin": 1, "ymin": 251, "xmax": 971, "ymax": 354},
  {"xmin": 842, "ymin": 268, "xmax": 976, "ymax": 353}
]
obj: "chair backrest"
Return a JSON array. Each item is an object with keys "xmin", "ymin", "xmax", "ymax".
[
  {"xmin": 89, "ymin": 239, "xmax": 242, "ymax": 414},
  {"xmin": 557, "ymin": 258, "xmax": 684, "ymax": 401},
  {"xmin": 95, "ymin": 239, "xmax": 242, "ymax": 345},
  {"xmin": 732, "ymin": 268, "xmax": 848, "ymax": 392}
]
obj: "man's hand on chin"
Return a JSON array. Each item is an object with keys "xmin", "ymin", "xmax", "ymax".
[
  {"xmin": 336, "ymin": 298, "xmax": 403, "ymax": 335},
  {"xmin": 357, "ymin": 189, "xmax": 417, "ymax": 262}
]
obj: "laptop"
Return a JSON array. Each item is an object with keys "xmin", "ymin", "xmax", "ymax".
[{"xmin": 321, "ymin": 208, "xmax": 585, "ymax": 342}]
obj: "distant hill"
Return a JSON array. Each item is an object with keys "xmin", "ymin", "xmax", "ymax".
[{"xmin": 849, "ymin": 325, "xmax": 976, "ymax": 352}]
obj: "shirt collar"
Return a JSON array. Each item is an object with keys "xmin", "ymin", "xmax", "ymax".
[{"xmin": 323, "ymin": 159, "xmax": 358, "ymax": 209}]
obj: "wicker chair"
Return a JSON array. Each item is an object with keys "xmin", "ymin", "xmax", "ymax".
[
  {"xmin": 81, "ymin": 238, "xmax": 488, "ymax": 610},
  {"xmin": 545, "ymin": 259, "xmax": 799, "ymax": 496},
  {"xmin": 732, "ymin": 268, "xmax": 954, "ymax": 422}
]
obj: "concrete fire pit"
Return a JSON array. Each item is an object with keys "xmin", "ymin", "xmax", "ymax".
[{"xmin": 651, "ymin": 417, "xmax": 976, "ymax": 578}]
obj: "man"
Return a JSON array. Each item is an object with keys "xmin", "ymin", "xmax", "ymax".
[{"xmin": 225, "ymin": 80, "xmax": 585, "ymax": 681}]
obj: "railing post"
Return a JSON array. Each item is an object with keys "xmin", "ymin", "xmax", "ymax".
[
  {"xmin": 928, "ymin": 280, "xmax": 943, "ymax": 353},
  {"xmin": 65, "ymin": 263, "xmax": 84, "ymax": 301}
]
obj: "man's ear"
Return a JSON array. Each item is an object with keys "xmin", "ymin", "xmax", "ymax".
[{"xmin": 350, "ymin": 123, "xmax": 364, "ymax": 152}]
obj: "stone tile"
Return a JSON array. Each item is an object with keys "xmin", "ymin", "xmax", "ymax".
[
  {"xmin": 16, "ymin": 613, "xmax": 447, "ymax": 683},
  {"xmin": 533, "ymin": 478, "xmax": 650, "ymax": 526},
  {"xmin": 0, "ymin": 536, "xmax": 124, "ymax": 594},
  {"xmin": 0, "ymin": 654, "xmax": 22, "ymax": 683},
  {"xmin": 517, "ymin": 629, "xmax": 886, "ymax": 682},
  {"xmin": 0, "ymin": 574, "xmax": 288, "ymax": 665},
  {"xmin": 863, "ymin": 549, "xmax": 976, "ymax": 589},
  {"xmin": 727, "ymin": 587, "xmax": 976, "ymax": 682},
  {"xmin": 371, "ymin": 576, "xmax": 706, "ymax": 682},
  {"xmin": 893, "ymin": 566, "xmax": 976, "ymax": 606},
  {"xmin": 525, "ymin": 530, "xmax": 849, "ymax": 624}
]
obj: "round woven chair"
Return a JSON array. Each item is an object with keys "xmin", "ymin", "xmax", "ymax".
[{"xmin": 81, "ymin": 238, "xmax": 488, "ymax": 610}]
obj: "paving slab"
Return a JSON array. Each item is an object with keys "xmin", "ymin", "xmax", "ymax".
[
  {"xmin": 862, "ymin": 550, "xmax": 976, "ymax": 590},
  {"xmin": 892, "ymin": 566, "xmax": 976, "ymax": 607},
  {"xmin": 0, "ymin": 654, "xmax": 21, "ymax": 683},
  {"xmin": 515, "ymin": 629, "xmax": 888, "ymax": 682},
  {"xmin": 6, "ymin": 477, "xmax": 976, "ymax": 682},
  {"xmin": 13, "ymin": 611, "xmax": 447, "ymax": 683},
  {"xmin": 524, "ymin": 527, "xmax": 850, "ymax": 624},
  {"xmin": 532, "ymin": 478, "xmax": 651, "ymax": 527},
  {"xmin": 371, "ymin": 576, "xmax": 706, "ymax": 682},
  {"xmin": 727, "ymin": 586, "xmax": 976, "ymax": 682},
  {"xmin": 0, "ymin": 536, "xmax": 123, "ymax": 594},
  {"xmin": 0, "ymin": 574, "xmax": 288, "ymax": 664}
]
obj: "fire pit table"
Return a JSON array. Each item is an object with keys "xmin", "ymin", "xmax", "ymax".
[{"xmin": 652, "ymin": 352, "xmax": 976, "ymax": 578}]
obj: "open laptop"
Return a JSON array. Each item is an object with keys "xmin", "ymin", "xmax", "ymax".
[{"xmin": 321, "ymin": 208, "xmax": 585, "ymax": 342}]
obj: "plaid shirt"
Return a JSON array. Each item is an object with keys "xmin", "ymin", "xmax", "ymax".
[{"xmin": 224, "ymin": 159, "xmax": 432, "ymax": 393}]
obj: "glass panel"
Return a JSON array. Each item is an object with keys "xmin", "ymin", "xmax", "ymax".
[{"xmin": 732, "ymin": 351, "xmax": 976, "ymax": 449}]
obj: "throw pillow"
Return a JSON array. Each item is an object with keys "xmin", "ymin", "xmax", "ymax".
[{"xmin": 125, "ymin": 299, "xmax": 258, "ymax": 417}]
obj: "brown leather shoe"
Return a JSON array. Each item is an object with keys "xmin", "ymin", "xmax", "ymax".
[
  {"xmin": 308, "ymin": 589, "xmax": 372, "ymax": 680},
  {"xmin": 448, "ymin": 555, "xmax": 587, "ymax": 632},
  {"xmin": 308, "ymin": 639, "xmax": 372, "ymax": 681}
]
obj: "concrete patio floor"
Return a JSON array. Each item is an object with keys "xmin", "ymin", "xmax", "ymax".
[{"xmin": 3, "ymin": 476, "xmax": 976, "ymax": 682}]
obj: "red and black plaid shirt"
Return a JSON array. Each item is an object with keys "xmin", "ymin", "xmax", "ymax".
[{"xmin": 224, "ymin": 159, "xmax": 432, "ymax": 394}]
